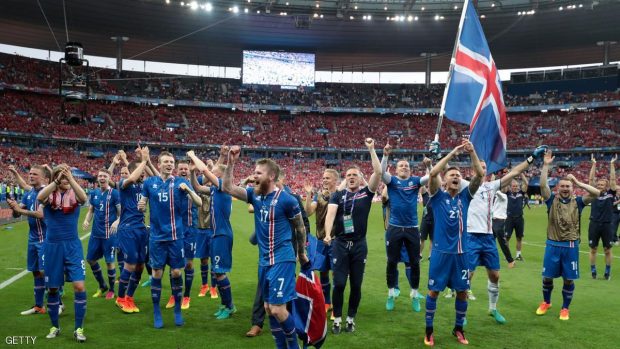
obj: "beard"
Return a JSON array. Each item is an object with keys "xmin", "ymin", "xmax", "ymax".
[{"xmin": 253, "ymin": 180, "xmax": 271, "ymax": 195}]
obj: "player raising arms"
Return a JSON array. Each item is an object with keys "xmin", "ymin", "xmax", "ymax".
[
  {"xmin": 587, "ymin": 154, "xmax": 617, "ymax": 280},
  {"xmin": 223, "ymin": 146, "xmax": 308, "ymax": 349},
  {"xmin": 187, "ymin": 150, "xmax": 237, "ymax": 319},
  {"xmin": 380, "ymin": 141, "xmax": 430, "ymax": 312},
  {"xmin": 7, "ymin": 165, "xmax": 50, "ymax": 316},
  {"xmin": 424, "ymin": 140, "xmax": 484, "ymax": 347},
  {"xmin": 303, "ymin": 168, "xmax": 340, "ymax": 315},
  {"xmin": 83, "ymin": 169, "xmax": 120, "ymax": 300},
  {"xmin": 115, "ymin": 147, "xmax": 152, "ymax": 313},
  {"xmin": 536, "ymin": 150, "xmax": 600, "ymax": 320},
  {"xmin": 464, "ymin": 144, "xmax": 547, "ymax": 324},
  {"xmin": 36, "ymin": 165, "xmax": 89, "ymax": 342},
  {"xmin": 138, "ymin": 151, "xmax": 202, "ymax": 328},
  {"xmin": 324, "ymin": 138, "xmax": 382, "ymax": 334}
]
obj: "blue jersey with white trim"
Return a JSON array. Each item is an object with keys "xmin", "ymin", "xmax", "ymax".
[
  {"xmin": 247, "ymin": 187, "xmax": 300, "ymax": 267},
  {"xmin": 118, "ymin": 179, "xmax": 145, "ymax": 229},
  {"xmin": 211, "ymin": 178, "xmax": 233, "ymax": 238},
  {"xmin": 90, "ymin": 188, "xmax": 120, "ymax": 239},
  {"xmin": 141, "ymin": 176, "xmax": 191, "ymax": 241},
  {"xmin": 430, "ymin": 187, "xmax": 473, "ymax": 254},
  {"xmin": 21, "ymin": 187, "xmax": 46, "ymax": 243},
  {"xmin": 386, "ymin": 175, "xmax": 422, "ymax": 227},
  {"xmin": 42, "ymin": 190, "xmax": 81, "ymax": 242}
]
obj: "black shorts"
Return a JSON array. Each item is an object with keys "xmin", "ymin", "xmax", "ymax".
[
  {"xmin": 420, "ymin": 218, "xmax": 434, "ymax": 241},
  {"xmin": 505, "ymin": 216, "xmax": 524, "ymax": 239},
  {"xmin": 588, "ymin": 221, "xmax": 614, "ymax": 249}
]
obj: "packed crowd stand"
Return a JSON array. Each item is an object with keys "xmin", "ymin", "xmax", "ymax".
[{"xmin": 1, "ymin": 53, "xmax": 618, "ymax": 109}]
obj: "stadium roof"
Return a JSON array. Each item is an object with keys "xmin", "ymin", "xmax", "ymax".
[{"xmin": 1, "ymin": 0, "xmax": 618, "ymax": 71}]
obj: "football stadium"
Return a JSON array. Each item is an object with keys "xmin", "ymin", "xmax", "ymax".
[{"xmin": 0, "ymin": 0, "xmax": 618, "ymax": 348}]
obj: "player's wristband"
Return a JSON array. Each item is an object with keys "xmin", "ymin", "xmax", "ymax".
[{"xmin": 526, "ymin": 156, "xmax": 534, "ymax": 165}]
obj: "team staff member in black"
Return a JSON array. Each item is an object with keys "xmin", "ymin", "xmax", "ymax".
[
  {"xmin": 588, "ymin": 154, "xmax": 617, "ymax": 280},
  {"xmin": 324, "ymin": 138, "xmax": 382, "ymax": 335},
  {"xmin": 505, "ymin": 173, "xmax": 529, "ymax": 261}
]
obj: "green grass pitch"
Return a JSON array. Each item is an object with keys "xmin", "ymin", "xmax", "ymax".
[{"xmin": 0, "ymin": 201, "xmax": 617, "ymax": 348}]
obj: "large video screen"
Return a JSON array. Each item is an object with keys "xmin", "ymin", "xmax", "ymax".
[{"xmin": 242, "ymin": 50, "xmax": 315, "ymax": 87}]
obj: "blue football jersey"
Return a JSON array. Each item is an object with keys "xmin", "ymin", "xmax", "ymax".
[
  {"xmin": 90, "ymin": 188, "xmax": 120, "ymax": 239},
  {"xmin": 246, "ymin": 187, "xmax": 300, "ymax": 266},
  {"xmin": 21, "ymin": 187, "xmax": 46, "ymax": 243},
  {"xmin": 42, "ymin": 191, "xmax": 81, "ymax": 242},
  {"xmin": 118, "ymin": 179, "xmax": 145, "ymax": 229},
  {"xmin": 141, "ymin": 176, "xmax": 191, "ymax": 241},
  {"xmin": 386, "ymin": 175, "xmax": 422, "ymax": 227},
  {"xmin": 211, "ymin": 178, "xmax": 233, "ymax": 238},
  {"xmin": 430, "ymin": 187, "xmax": 474, "ymax": 254}
]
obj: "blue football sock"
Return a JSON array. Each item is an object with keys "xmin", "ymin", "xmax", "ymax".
[
  {"xmin": 117, "ymin": 253, "xmax": 125, "ymax": 276},
  {"xmin": 542, "ymin": 279, "xmax": 553, "ymax": 304},
  {"xmin": 127, "ymin": 271, "xmax": 141, "ymax": 297},
  {"xmin": 118, "ymin": 269, "xmax": 131, "ymax": 298},
  {"xmin": 561, "ymin": 283, "xmax": 575, "ymax": 309},
  {"xmin": 171, "ymin": 276, "xmax": 183, "ymax": 312},
  {"xmin": 605, "ymin": 265, "xmax": 611, "ymax": 275},
  {"xmin": 591, "ymin": 265, "xmax": 597, "ymax": 274},
  {"xmin": 200, "ymin": 264, "xmax": 209, "ymax": 285},
  {"xmin": 210, "ymin": 270, "xmax": 217, "ymax": 288},
  {"xmin": 90, "ymin": 263, "xmax": 107, "ymax": 290},
  {"xmin": 217, "ymin": 276, "xmax": 234, "ymax": 309},
  {"xmin": 74, "ymin": 291, "xmax": 87, "ymax": 330},
  {"xmin": 151, "ymin": 277, "xmax": 163, "ymax": 328},
  {"xmin": 320, "ymin": 274, "xmax": 331, "ymax": 305},
  {"xmin": 34, "ymin": 276, "xmax": 45, "ymax": 307},
  {"xmin": 425, "ymin": 294, "xmax": 437, "ymax": 328},
  {"xmin": 455, "ymin": 298, "xmax": 468, "ymax": 328},
  {"xmin": 107, "ymin": 268, "xmax": 116, "ymax": 293},
  {"xmin": 280, "ymin": 314, "xmax": 299, "ymax": 349},
  {"xmin": 47, "ymin": 291, "xmax": 60, "ymax": 328},
  {"xmin": 269, "ymin": 316, "xmax": 287, "ymax": 349},
  {"xmin": 184, "ymin": 268, "xmax": 194, "ymax": 297}
]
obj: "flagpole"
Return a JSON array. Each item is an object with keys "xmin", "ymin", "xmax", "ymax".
[{"xmin": 433, "ymin": 0, "xmax": 471, "ymax": 147}]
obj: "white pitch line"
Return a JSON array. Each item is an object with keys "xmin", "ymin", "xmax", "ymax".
[
  {"xmin": 522, "ymin": 241, "xmax": 620, "ymax": 259},
  {"xmin": 0, "ymin": 233, "xmax": 91, "ymax": 290}
]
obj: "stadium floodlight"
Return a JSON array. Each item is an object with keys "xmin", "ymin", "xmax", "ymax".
[
  {"xmin": 205, "ymin": 2, "xmax": 212, "ymax": 11},
  {"xmin": 350, "ymin": 15, "xmax": 354, "ymax": 20},
  {"xmin": 454, "ymin": 5, "xmax": 458, "ymax": 10},
  {"xmin": 421, "ymin": 6, "xmax": 425, "ymax": 11},
  {"xmin": 190, "ymin": 1, "xmax": 198, "ymax": 10},
  {"xmin": 232, "ymin": 5, "xmax": 239, "ymax": 13},
  {"xmin": 579, "ymin": 3, "xmax": 583, "ymax": 7},
  {"xmin": 244, "ymin": 7, "xmax": 249, "ymax": 13},
  {"xmin": 434, "ymin": 14, "xmax": 439, "ymax": 20},
  {"xmin": 320, "ymin": 14, "xmax": 323, "ymax": 18},
  {"xmin": 480, "ymin": 14, "xmax": 486, "ymax": 18},
  {"xmin": 407, "ymin": 15, "xmax": 413, "ymax": 21},
  {"xmin": 313, "ymin": 13, "xmax": 318, "ymax": 17},
  {"xmin": 559, "ymin": 6, "xmax": 563, "ymax": 10},
  {"xmin": 256, "ymin": 10, "xmax": 260, "ymax": 13},
  {"xmin": 354, "ymin": 5, "xmax": 358, "ymax": 10},
  {"xmin": 440, "ymin": 15, "xmax": 444, "ymax": 19},
  {"xmin": 414, "ymin": 16, "xmax": 418, "ymax": 20},
  {"xmin": 368, "ymin": 15, "xmax": 372, "ymax": 20},
  {"xmin": 165, "ymin": 0, "xmax": 170, "ymax": 4},
  {"xmin": 180, "ymin": 1, "xmax": 185, "ymax": 6},
  {"xmin": 384, "ymin": 6, "xmax": 387, "ymax": 10},
  {"xmin": 316, "ymin": 3, "xmax": 319, "ymax": 8},
  {"xmin": 491, "ymin": 2, "xmax": 495, "ymax": 7}
]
